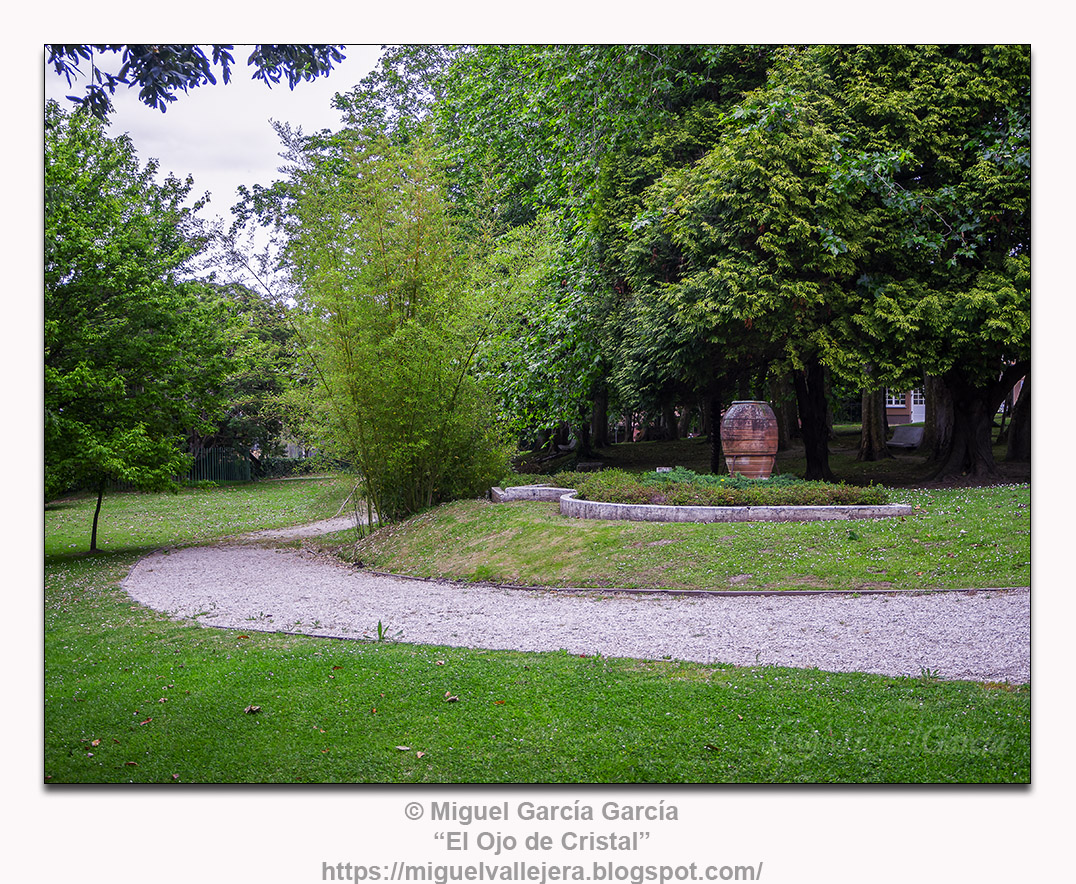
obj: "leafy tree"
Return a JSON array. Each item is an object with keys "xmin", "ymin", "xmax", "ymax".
[
  {"xmin": 45, "ymin": 101, "xmax": 237, "ymax": 549},
  {"xmin": 431, "ymin": 45, "xmax": 773, "ymax": 452},
  {"xmin": 617, "ymin": 70, "xmax": 863, "ymax": 479},
  {"xmin": 811, "ymin": 44, "xmax": 1031, "ymax": 477},
  {"xmin": 46, "ymin": 44, "xmax": 346, "ymax": 119},
  {"xmin": 609, "ymin": 45, "xmax": 1030, "ymax": 480},
  {"xmin": 185, "ymin": 281, "xmax": 299, "ymax": 471},
  {"xmin": 282, "ymin": 125, "xmax": 509, "ymax": 522},
  {"xmin": 471, "ymin": 214, "xmax": 606, "ymax": 452}
]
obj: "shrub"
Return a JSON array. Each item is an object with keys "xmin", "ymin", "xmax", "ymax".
[{"xmin": 574, "ymin": 468, "xmax": 888, "ymax": 507}]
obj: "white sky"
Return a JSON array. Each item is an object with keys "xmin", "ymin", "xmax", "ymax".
[{"xmin": 44, "ymin": 45, "xmax": 384, "ymax": 227}]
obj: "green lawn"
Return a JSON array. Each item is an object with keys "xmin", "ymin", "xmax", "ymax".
[
  {"xmin": 332, "ymin": 485, "xmax": 1029, "ymax": 592},
  {"xmin": 44, "ymin": 472, "xmax": 1030, "ymax": 783}
]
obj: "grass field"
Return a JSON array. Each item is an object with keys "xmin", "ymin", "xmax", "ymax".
[
  {"xmin": 43, "ymin": 458, "xmax": 1031, "ymax": 783},
  {"xmin": 332, "ymin": 484, "xmax": 1029, "ymax": 592}
]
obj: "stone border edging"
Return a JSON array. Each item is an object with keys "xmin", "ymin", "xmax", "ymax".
[
  {"xmin": 491, "ymin": 484, "xmax": 577, "ymax": 503},
  {"xmin": 558, "ymin": 491, "xmax": 913, "ymax": 523}
]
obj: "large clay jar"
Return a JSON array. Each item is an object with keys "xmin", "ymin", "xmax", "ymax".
[{"xmin": 720, "ymin": 400, "xmax": 779, "ymax": 479}]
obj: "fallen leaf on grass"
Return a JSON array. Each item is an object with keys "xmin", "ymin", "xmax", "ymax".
[
  {"xmin": 416, "ymin": 751, "xmax": 425, "ymax": 758},
  {"xmin": 444, "ymin": 692, "xmax": 459, "ymax": 703},
  {"xmin": 244, "ymin": 705, "xmax": 261, "ymax": 714},
  {"xmin": 91, "ymin": 739, "xmax": 101, "ymax": 747},
  {"xmin": 139, "ymin": 718, "xmax": 153, "ymax": 725},
  {"xmin": 396, "ymin": 746, "xmax": 411, "ymax": 751},
  {"xmin": 494, "ymin": 701, "xmax": 506, "ymax": 706},
  {"xmin": 333, "ymin": 665, "xmax": 343, "ymax": 670},
  {"xmin": 125, "ymin": 761, "xmax": 138, "ymax": 767}
]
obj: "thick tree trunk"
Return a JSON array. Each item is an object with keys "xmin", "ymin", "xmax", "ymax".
[
  {"xmin": 858, "ymin": 387, "xmax": 892, "ymax": 462},
  {"xmin": 1005, "ymin": 371, "xmax": 1031, "ymax": 462},
  {"xmin": 792, "ymin": 357, "xmax": 834, "ymax": 481},
  {"xmin": 923, "ymin": 375, "xmax": 953, "ymax": 463},
  {"xmin": 932, "ymin": 363, "xmax": 1028, "ymax": 479},
  {"xmin": 932, "ymin": 396, "xmax": 997, "ymax": 478},
  {"xmin": 90, "ymin": 479, "xmax": 105, "ymax": 552}
]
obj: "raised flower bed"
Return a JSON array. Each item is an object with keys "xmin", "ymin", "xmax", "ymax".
[{"xmin": 495, "ymin": 468, "xmax": 913, "ymax": 523}]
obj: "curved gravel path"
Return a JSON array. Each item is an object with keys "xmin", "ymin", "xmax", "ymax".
[{"xmin": 122, "ymin": 517, "xmax": 1030, "ymax": 684}]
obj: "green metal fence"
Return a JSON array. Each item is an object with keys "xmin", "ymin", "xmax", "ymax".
[{"xmin": 186, "ymin": 448, "xmax": 252, "ymax": 484}]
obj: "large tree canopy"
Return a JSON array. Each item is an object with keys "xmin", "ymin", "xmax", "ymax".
[
  {"xmin": 45, "ymin": 100, "xmax": 237, "ymax": 548},
  {"xmin": 46, "ymin": 44, "xmax": 346, "ymax": 119},
  {"xmin": 231, "ymin": 44, "xmax": 1030, "ymax": 482},
  {"xmin": 426, "ymin": 45, "xmax": 773, "ymax": 449}
]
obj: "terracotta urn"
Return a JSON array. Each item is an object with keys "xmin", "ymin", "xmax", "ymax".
[{"xmin": 720, "ymin": 400, "xmax": 779, "ymax": 479}]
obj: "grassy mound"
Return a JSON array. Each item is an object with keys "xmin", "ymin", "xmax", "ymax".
[
  {"xmin": 573, "ymin": 468, "xmax": 889, "ymax": 507},
  {"xmin": 328, "ymin": 484, "xmax": 1030, "ymax": 594}
]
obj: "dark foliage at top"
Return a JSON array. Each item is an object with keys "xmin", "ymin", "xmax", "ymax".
[{"xmin": 46, "ymin": 44, "xmax": 346, "ymax": 119}]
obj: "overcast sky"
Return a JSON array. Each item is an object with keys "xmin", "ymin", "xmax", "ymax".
[{"xmin": 44, "ymin": 45, "xmax": 384, "ymax": 226}]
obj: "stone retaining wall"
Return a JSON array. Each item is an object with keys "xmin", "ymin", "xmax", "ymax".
[{"xmin": 558, "ymin": 492, "xmax": 912, "ymax": 523}]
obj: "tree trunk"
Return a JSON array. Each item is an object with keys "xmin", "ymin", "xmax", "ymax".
[
  {"xmin": 591, "ymin": 384, "xmax": 609, "ymax": 449},
  {"xmin": 792, "ymin": 357, "xmax": 834, "ymax": 481},
  {"xmin": 858, "ymin": 387, "xmax": 892, "ymax": 462},
  {"xmin": 678, "ymin": 404, "xmax": 694, "ymax": 438},
  {"xmin": 769, "ymin": 374, "xmax": 795, "ymax": 451},
  {"xmin": 1005, "ymin": 371, "xmax": 1031, "ymax": 462},
  {"xmin": 90, "ymin": 479, "xmax": 106, "ymax": 552},
  {"xmin": 923, "ymin": 375, "xmax": 953, "ymax": 463},
  {"xmin": 661, "ymin": 401, "xmax": 679, "ymax": 441},
  {"xmin": 708, "ymin": 386, "xmax": 724, "ymax": 475},
  {"xmin": 932, "ymin": 396, "xmax": 997, "ymax": 478},
  {"xmin": 932, "ymin": 363, "xmax": 1028, "ymax": 479},
  {"xmin": 575, "ymin": 407, "xmax": 593, "ymax": 459}
]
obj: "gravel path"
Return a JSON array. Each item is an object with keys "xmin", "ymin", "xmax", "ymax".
[{"xmin": 121, "ymin": 517, "xmax": 1030, "ymax": 683}]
